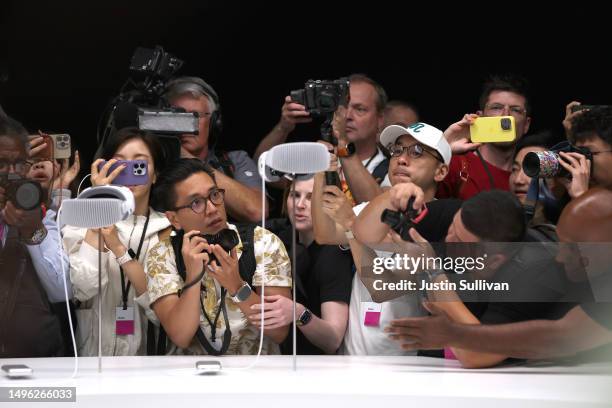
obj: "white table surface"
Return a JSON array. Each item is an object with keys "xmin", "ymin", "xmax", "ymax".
[{"xmin": 1, "ymin": 355, "xmax": 611, "ymax": 407}]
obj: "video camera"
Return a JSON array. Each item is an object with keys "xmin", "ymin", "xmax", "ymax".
[
  {"xmin": 522, "ymin": 141, "xmax": 593, "ymax": 178},
  {"xmin": 0, "ymin": 175, "xmax": 44, "ymax": 211},
  {"xmin": 97, "ymin": 46, "xmax": 197, "ymax": 162},
  {"xmin": 380, "ymin": 197, "xmax": 428, "ymax": 241}
]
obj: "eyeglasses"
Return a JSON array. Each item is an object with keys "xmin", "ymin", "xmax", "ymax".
[
  {"xmin": 388, "ymin": 143, "xmax": 443, "ymax": 162},
  {"xmin": 0, "ymin": 158, "xmax": 31, "ymax": 174},
  {"xmin": 485, "ymin": 103, "xmax": 527, "ymax": 116},
  {"xmin": 172, "ymin": 188, "xmax": 225, "ymax": 214}
]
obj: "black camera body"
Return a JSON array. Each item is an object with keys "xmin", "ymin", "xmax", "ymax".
[
  {"xmin": 522, "ymin": 142, "xmax": 593, "ymax": 178},
  {"xmin": 290, "ymin": 78, "xmax": 350, "ymax": 117},
  {"xmin": 380, "ymin": 197, "xmax": 420, "ymax": 241},
  {"xmin": 200, "ymin": 229, "xmax": 240, "ymax": 264},
  {"xmin": 0, "ymin": 175, "xmax": 44, "ymax": 211},
  {"xmin": 129, "ymin": 46, "xmax": 183, "ymax": 80}
]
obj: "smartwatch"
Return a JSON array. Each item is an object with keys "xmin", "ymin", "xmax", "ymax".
[
  {"xmin": 337, "ymin": 142, "xmax": 356, "ymax": 158},
  {"xmin": 230, "ymin": 282, "xmax": 253, "ymax": 303},
  {"xmin": 296, "ymin": 308, "xmax": 313, "ymax": 327}
]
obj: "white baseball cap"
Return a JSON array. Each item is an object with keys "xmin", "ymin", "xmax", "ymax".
[{"xmin": 380, "ymin": 122, "xmax": 452, "ymax": 165}]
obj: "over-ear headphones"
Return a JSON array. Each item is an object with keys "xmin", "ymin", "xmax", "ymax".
[{"xmin": 164, "ymin": 76, "xmax": 223, "ymax": 145}]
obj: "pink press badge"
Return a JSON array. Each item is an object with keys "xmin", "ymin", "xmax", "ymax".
[
  {"xmin": 363, "ymin": 302, "xmax": 382, "ymax": 327},
  {"xmin": 115, "ymin": 306, "xmax": 135, "ymax": 335}
]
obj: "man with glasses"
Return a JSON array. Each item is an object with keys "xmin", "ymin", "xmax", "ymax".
[
  {"xmin": 437, "ymin": 74, "xmax": 532, "ymax": 199},
  {"xmin": 0, "ymin": 115, "xmax": 66, "ymax": 357},
  {"xmin": 164, "ymin": 76, "xmax": 266, "ymax": 223},
  {"xmin": 312, "ymin": 122, "xmax": 462, "ymax": 355},
  {"xmin": 569, "ymin": 106, "xmax": 612, "ymax": 192},
  {"xmin": 146, "ymin": 159, "xmax": 292, "ymax": 355}
]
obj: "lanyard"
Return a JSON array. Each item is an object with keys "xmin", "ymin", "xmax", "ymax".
[
  {"xmin": 119, "ymin": 210, "xmax": 150, "ymax": 310},
  {"xmin": 200, "ymin": 287, "xmax": 227, "ymax": 343}
]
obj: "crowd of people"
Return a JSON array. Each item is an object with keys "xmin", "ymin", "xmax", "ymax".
[{"xmin": 1, "ymin": 73, "xmax": 611, "ymax": 368}]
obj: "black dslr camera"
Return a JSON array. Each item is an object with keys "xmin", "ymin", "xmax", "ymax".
[
  {"xmin": 201, "ymin": 229, "xmax": 240, "ymax": 265},
  {"xmin": 380, "ymin": 197, "xmax": 427, "ymax": 241},
  {"xmin": 290, "ymin": 78, "xmax": 350, "ymax": 117},
  {"xmin": 522, "ymin": 141, "xmax": 593, "ymax": 179},
  {"xmin": 0, "ymin": 175, "xmax": 44, "ymax": 211}
]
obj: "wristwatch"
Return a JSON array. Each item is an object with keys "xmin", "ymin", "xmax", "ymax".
[
  {"xmin": 337, "ymin": 142, "xmax": 356, "ymax": 158},
  {"xmin": 296, "ymin": 308, "xmax": 313, "ymax": 327},
  {"xmin": 22, "ymin": 226, "xmax": 47, "ymax": 245},
  {"xmin": 116, "ymin": 248, "xmax": 136, "ymax": 266},
  {"xmin": 230, "ymin": 282, "xmax": 253, "ymax": 303}
]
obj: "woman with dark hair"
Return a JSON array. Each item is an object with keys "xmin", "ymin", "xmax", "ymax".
[{"xmin": 62, "ymin": 128, "xmax": 171, "ymax": 356}]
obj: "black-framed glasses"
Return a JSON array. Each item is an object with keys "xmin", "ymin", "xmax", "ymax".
[
  {"xmin": 172, "ymin": 188, "xmax": 225, "ymax": 214},
  {"xmin": 590, "ymin": 149, "xmax": 612, "ymax": 156},
  {"xmin": 0, "ymin": 158, "xmax": 31, "ymax": 174},
  {"xmin": 388, "ymin": 143, "xmax": 443, "ymax": 163}
]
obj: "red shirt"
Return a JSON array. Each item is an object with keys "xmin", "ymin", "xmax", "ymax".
[{"xmin": 437, "ymin": 152, "xmax": 511, "ymax": 200}]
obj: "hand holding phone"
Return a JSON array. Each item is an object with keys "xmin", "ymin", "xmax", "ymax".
[
  {"xmin": 469, "ymin": 116, "xmax": 516, "ymax": 143},
  {"xmin": 96, "ymin": 159, "xmax": 148, "ymax": 186}
]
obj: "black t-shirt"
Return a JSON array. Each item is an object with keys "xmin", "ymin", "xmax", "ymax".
[{"xmin": 266, "ymin": 219, "xmax": 354, "ymax": 355}]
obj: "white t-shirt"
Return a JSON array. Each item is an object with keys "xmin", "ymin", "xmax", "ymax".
[{"xmin": 341, "ymin": 202, "xmax": 425, "ymax": 356}]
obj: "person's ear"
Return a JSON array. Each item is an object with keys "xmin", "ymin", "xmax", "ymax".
[
  {"xmin": 434, "ymin": 163, "xmax": 449, "ymax": 183},
  {"xmin": 165, "ymin": 211, "xmax": 181, "ymax": 230}
]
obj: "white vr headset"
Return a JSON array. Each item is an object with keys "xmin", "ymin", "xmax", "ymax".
[
  {"xmin": 59, "ymin": 185, "xmax": 135, "ymax": 229},
  {"xmin": 258, "ymin": 142, "xmax": 330, "ymax": 182}
]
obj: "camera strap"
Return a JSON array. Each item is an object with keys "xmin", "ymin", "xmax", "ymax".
[
  {"xmin": 524, "ymin": 178, "xmax": 540, "ymax": 222},
  {"xmin": 119, "ymin": 210, "xmax": 150, "ymax": 310}
]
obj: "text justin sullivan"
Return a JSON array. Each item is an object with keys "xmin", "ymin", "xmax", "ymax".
[{"xmin": 373, "ymin": 279, "xmax": 509, "ymax": 291}]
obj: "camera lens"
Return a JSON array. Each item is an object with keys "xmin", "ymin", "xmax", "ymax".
[
  {"xmin": 500, "ymin": 117, "xmax": 512, "ymax": 130},
  {"xmin": 523, "ymin": 151, "xmax": 564, "ymax": 178},
  {"xmin": 14, "ymin": 180, "xmax": 43, "ymax": 211}
]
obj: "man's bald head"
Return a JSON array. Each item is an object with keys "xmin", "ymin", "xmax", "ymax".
[{"xmin": 558, "ymin": 187, "xmax": 612, "ymax": 242}]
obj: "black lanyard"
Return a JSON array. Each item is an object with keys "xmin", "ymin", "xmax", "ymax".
[
  {"xmin": 197, "ymin": 286, "xmax": 232, "ymax": 355},
  {"xmin": 200, "ymin": 287, "xmax": 227, "ymax": 343},
  {"xmin": 363, "ymin": 150, "xmax": 378, "ymax": 170},
  {"xmin": 119, "ymin": 210, "xmax": 150, "ymax": 310}
]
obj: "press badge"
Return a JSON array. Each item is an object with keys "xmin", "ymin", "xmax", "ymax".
[
  {"xmin": 115, "ymin": 306, "xmax": 135, "ymax": 335},
  {"xmin": 363, "ymin": 302, "xmax": 382, "ymax": 327}
]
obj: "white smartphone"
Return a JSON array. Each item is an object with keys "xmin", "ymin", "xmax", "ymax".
[
  {"xmin": 195, "ymin": 360, "xmax": 222, "ymax": 374},
  {"xmin": 2, "ymin": 364, "xmax": 33, "ymax": 378},
  {"xmin": 50, "ymin": 134, "xmax": 71, "ymax": 160}
]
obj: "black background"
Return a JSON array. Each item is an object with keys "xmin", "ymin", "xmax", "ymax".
[{"xmin": 1, "ymin": 1, "xmax": 610, "ymax": 165}]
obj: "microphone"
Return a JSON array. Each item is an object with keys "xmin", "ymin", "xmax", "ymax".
[
  {"xmin": 258, "ymin": 142, "xmax": 330, "ymax": 182},
  {"xmin": 59, "ymin": 185, "xmax": 135, "ymax": 229}
]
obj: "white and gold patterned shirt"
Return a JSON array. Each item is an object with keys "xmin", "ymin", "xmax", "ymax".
[{"xmin": 146, "ymin": 223, "xmax": 292, "ymax": 355}]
